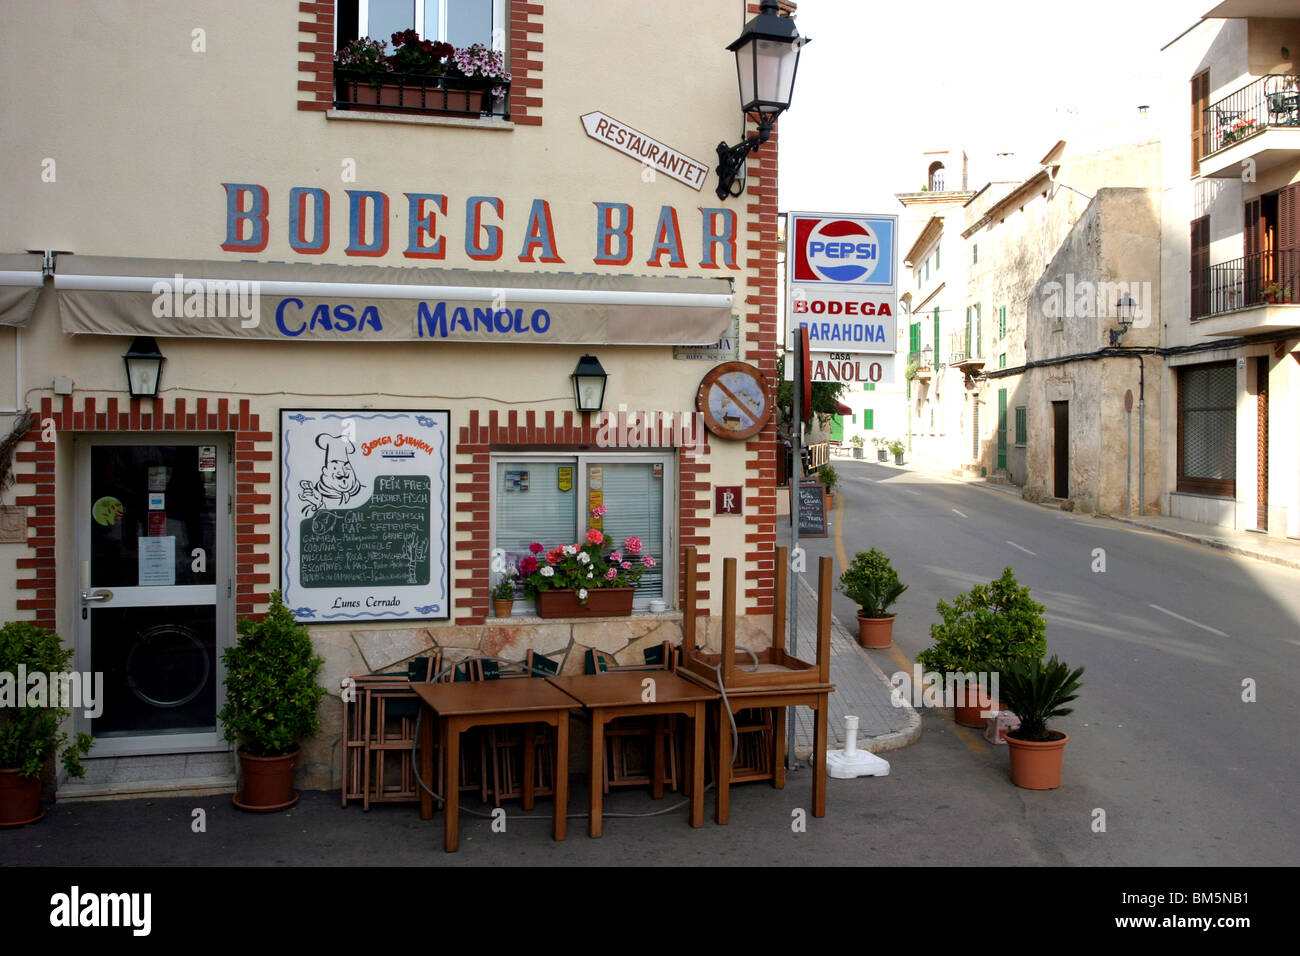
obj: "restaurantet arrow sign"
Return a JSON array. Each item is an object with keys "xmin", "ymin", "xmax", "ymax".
[{"xmin": 580, "ymin": 111, "xmax": 709, "ymax": 191}]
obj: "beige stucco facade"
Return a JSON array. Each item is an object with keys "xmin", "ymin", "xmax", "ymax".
[{"xmin": 1, "ymin": 1, "xmax": 788, "ymax": 794}]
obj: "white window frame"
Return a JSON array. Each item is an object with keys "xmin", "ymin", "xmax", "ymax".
[
  {"xmin": 489, "ymin": 451, "xmax": 677, "ymax": 614},
  {"xmin": 353, "ymin": 0, "xmax": 506, "ymax": 52}
]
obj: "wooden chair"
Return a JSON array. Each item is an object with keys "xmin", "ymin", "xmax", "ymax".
[
  {"xmin": 587, "ymin": 641, "xmax": 682, "ymax": 795},
  {"xmin": 458, "ymin": 653, "xmax": 559, "ymax": 806}
]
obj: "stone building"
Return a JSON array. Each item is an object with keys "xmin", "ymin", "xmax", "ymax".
[
  {"xmin": 1159, "ymin": 2, "xmax": 1300, "ymax": 536},
  {"xmin": 0, "ymin": 1, "xmax": 792, "ymax": 797}
]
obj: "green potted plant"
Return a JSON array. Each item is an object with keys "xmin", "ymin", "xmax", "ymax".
[
  {"xmin": 219, "ymin": 590, "xmax": 326, "ymax": 811},
  {"xmin": 872, "ymin": 436, "xmax": 888, "ymax": 462},
  {"xmin": 850, "ymin": 434, "xmax": 865, "ymax": 459},
  {"xmin": 838, "ymin": 548, "xmax": 907, "ymax": 648},
  {"xmin": 0, "ymin": 622, "xmax": 94, "ymax": 826},
  {"xmin": 818, "ymin": 464, "xmax": 839, "ymax": 509},
  {"xmin": 1262, "ymin": 281, "xmax": 1288, "ymax": 304},
  {"xmin": 1000, "ymin": 655, "xmax": 1084, "ymax": 789},
  {"xmin": 916, "ymin": 567, "xmax": 1047, "ymax": 727},
  {"xmin": 888, "ymin": 439, "xmax": 905, "ymax": 465},
  {"xmin": 492, "ymin": 569, "xmax": 517, "ymax": 618}
]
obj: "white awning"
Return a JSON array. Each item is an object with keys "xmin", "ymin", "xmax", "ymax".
[
  {"xmin": 0, "ymin": 254, "xmax": 45, "ymax": 328},
  {"xmin": 55, "ymin": 256, "xmax": 735, "ymax": 346}
]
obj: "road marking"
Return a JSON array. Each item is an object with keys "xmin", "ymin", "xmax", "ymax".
[
  {"xmin": 1007, "ymin": 540, "xmax": 1037, "ymax": 556},
  {"xmin": 951, "ymin": 508, "xmax": 967, "ymax": 517},
  {"xmin": 1148, "ymin": 604, "xmax": 1229, "ymax": 638},
  {"xmin": 834, "ymin": 492, "xmax": 848, "ymax": 576}
]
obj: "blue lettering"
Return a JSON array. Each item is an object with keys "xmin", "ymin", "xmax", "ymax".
[
  {"xmin": 275, "ymin": 298, "xmax": 306, "ymax": 336},
  {"xmin": 531, "ymin": 309, "xmax": 551, "ymax": 334},
  {"xmin": 359, "ymin": 305, "xmax": 381, "ymax": 331},
  {"xmin": 308, "ymin": 304, "xmax": 333, "ymax": 332},
  {"xmin": 417, "ymin": 301, "xmax": 448, "ymax": 338},
  {"xmin": 332, "ymin": 303, "xmax": 357, "ymax": 332},
  {"xmin": 473, "ymin": 306, "xmax": 493, "ymax": 332},
  {"xmin": 494, "ymin": 309, "xmax": 513, "ymax": 333},
  {"xmin": 452, "ymin": 307, "xmax": 473, "ymax": 332},
  {"xmin": 512, "ymin": 308, "xmax": 527, "ymax": 332}
]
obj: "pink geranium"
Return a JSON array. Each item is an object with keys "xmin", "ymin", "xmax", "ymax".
[
  {"xmin": 621, "ymin": 561, "xmax": 632, "ymax": 571},
  {"xmin": 623, "ymin": 536, "xmax": 642, "ymax": 554},
  {"xmin": 610, "ymin": 551, "xmax": 622, "ymax": 564},
  {"xmin": 642, "ymin": 555, "xmax": 656, "ymax": 568},
  {"xmin": 590, "ymin": 505, "xmax": 607, "ymax": 517},
  {"xmin": 605, "ymin": 568, "xmax": 618, "ymax": 580},
  {"xmin": 520, "ymin": 555, "xmax": 539, "ymax": 575},
  {"xmin": 586, "ymin": 528, "xmax": 604, "ymax": 545}
]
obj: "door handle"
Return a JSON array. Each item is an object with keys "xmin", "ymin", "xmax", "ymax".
[{"xmin": 81, "ymin": 589, "xmax": 113, "ymax": 603}]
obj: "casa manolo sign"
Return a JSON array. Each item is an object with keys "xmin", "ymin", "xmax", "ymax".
[{"xmin": 782, "ymin": 350, "xmax": 896, "ymax": 385}]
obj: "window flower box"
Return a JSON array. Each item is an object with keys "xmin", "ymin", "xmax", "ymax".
[{"xmin": 535, "ymin": 588, "xmax": 635, "ymax": 619}]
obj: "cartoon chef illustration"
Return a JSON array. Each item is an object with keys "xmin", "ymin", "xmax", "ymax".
[{"xmin": 299, "ymin": 433, "xmax": 365, "ymax": 515}]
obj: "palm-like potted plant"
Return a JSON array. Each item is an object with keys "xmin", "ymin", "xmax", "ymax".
[
  {"xmin": 839, "ymin": 548, "xmax": 907, "ymax": 648},
  {"xmin": 888, "ymin": 439, "xmax": 905, "ymax": 465},
  {"xmin": 219, "ymin": 590, "xmax": 325, "ymax": 811},
  {"xmin": 872, "ymin": 436, "xmax": 888, "ymax": 462},
  {"xmin": 850, "ymin": 434, "xmax": 865, "ymax": 459},
  {"xmin": 999, "ymin": 655, "xmax": 1084, "ymax": 789},
  {"xmin": 0, "ymin": 622, "xmax": 94, "ymax": 826},
  {"xmin": 916, "ymin": 567, "xmax": 1047, "ymax": 727}
]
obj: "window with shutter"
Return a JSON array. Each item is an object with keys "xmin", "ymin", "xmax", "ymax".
[
  {"xmin": 1278, "ymin": 182, "xmax": 1300, "ymax": 297},
  {"xmin": 1190, "ymin": 216, "xmax": 1209, "ymax": 318},
  {"xmin": 1191, "ymin": 71, "xmax": 1209, "ymax": 174},
  {"xmin": 1177, "ymin": 362, "xmax": 1236, "ymax": 496}
]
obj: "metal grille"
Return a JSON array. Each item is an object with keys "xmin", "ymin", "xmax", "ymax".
[{"xmin": 1181, "ymin": 365, "xmax": 1236, "ymax": 479}]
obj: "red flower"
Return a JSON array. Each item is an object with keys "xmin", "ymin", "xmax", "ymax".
[
  {"xmin": 586, "ymin": 528, "xmax": 604, "ymax": 545},
  {"xmin": 545, "ymin": 547, "xmax": 563, "ymax": 566},
  {"xmin": 520, "ymin": 556, "xmax": 539, "ymax": 575},
  {"xmin": 529, "ymin": 542, "xmax": 544, "ymax": 554}
]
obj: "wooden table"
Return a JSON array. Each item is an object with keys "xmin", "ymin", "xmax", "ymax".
[
  {"xmin": 545, "ymin": 673, "xmax": 717, "ymax": 837},
  {"xmin": 413, "ymin": 680, "xmax": 576, "ymax": 852},
  {"xmin": 678, "ymin": 668, "xmax": 833, "ymax": 826}
]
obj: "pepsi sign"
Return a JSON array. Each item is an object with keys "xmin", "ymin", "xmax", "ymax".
[{"xmin": 790, "ymin": 213, "xmax": 896, "ymax": 288}]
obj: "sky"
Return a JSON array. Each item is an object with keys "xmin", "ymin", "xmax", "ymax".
[{"xmin": 777, "ymin": 0, "xmax": 1212, "ymax": 214}]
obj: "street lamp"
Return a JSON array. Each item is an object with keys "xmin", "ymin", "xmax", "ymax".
[
  {"xmin": 1109, "ymin": 294, "xmax": 1136, "ymax": 346},
  {"xmin": 714, "ymin": 0, "xmax": 809, "ymax": 200},
  {"xmin": 921, "ymin": 344, "xmax": 933, "ymax": 368},
  {"xmin": 571, "ymin": 354, "xmax": 608, "ymax": 412},
  {"xmin": 123, "ymin": 336, "xmax": 165, "ymax": 398}
]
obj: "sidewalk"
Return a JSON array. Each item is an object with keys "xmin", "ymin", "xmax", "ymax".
[
  {"xmin": 885, "ymin": 453, "xmax": 1300, "ymax": 573},
  {"xmin": 789, "ymin": 575, "xmax": 921, "ymax": 760}
]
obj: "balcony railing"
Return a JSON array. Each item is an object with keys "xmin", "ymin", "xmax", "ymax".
[
  {"xmin": 1195, "ymin": 249, "xmax": 1299, "ymax": 318},
  {"xmin": 1203, "ymin": 74, "xmax": 1300, "ymax": 158},
  {"xmin": 335, "ymin": 72, "xmax": 510, "ymax": 120}
]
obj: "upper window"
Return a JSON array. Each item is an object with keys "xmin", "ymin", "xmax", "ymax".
[
  {"xmin": 1191, "ymin": 70, "xmax": 1210, "ymax": 175},
  {"xmin": 492, "ymin": 453, "xmax": 673, "ymax": 613},
  {"xmin": 928, "ymin": 161, "xmax": 945, "ymax": 192},
  {"xmin": 341, "ymin": 0, "xmax": 500, "ymax": 51}
]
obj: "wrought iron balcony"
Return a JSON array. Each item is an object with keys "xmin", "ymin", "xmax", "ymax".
[
  {"xmin": 1195, "ymin": 249, "xmax": 1299, "ymax": 319},
  {"xmin": 1199, "ymin": 74, "xmax": 1300, "ymax": 176}
]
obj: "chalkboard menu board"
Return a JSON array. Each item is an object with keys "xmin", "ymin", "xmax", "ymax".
[
  {"xmin": 281, "ymin": 409, "xmax": 449, "ymax": 622},
  {"xmin": 798, "ymin": 482, "xmax": 828, "ymax": 538}
]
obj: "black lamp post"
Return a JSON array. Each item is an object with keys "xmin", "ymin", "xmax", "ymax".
[
  {"xmin": 1109, "ymin": 294, "xmax": 1136, "ymax": 346},
  {"xmin": 571, "ymin": 354, "xmax": 608, "ymax": 412},
  {"xmin": 123, "ymin": 336, "xmax": 165, "ymax": 398},
  {"xmin": 715, "ymin": 0, "xmax": 809, "ymax": 200}
]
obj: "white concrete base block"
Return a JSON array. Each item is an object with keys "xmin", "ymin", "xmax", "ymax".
[{"xmin": 824, "ymin": 748, "xmax": 890, "ymax": 778}]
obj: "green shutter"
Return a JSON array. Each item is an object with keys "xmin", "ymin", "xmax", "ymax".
[
  {"xmin": 975, "ymin": 304, "xmax": 982, "ymax": 357},
  {"xmin": 830, "ymin": 414, "xmax": 844, "ymax": 442},
  {"xmin": 997, "ymin": 388, "xmax": 1008, "ymax": 470},
  {"xmin": 999, "ymin": 353, "xmax": 1007, "ymax": 369},
  {"xmin": 864, "ymin": 409, "xmax": 874, "ymax": 430},
  {"xmin": 1015, "ymin": 406, "xmax": 1027, "ymax": 445},
  {"xmin": 973, "ymin": 244, "xmax": 978, "ymax": 264},
  {"xmin": 965, "ymin": 307, "xmax": 972, "ymax": 354},
  {"xmin": 935, "ymin": 244, "xmax": 940, "ymax": 270},
  {"xmin": 934, "ymin": 308, "xmax": 941, "ymax": 364},
  {"xmin": 999, "ymin": 306, "xmax": 1007, "ymax": 339},
  {"xmin": 863, "ymin": 382, "xmax": 875, "ymax": 392},
  {"xmin": 910, "ymin": 322, "xmax": 921, "ymax": 353}
]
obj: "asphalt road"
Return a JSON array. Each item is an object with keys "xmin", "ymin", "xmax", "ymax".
[{"xmin": 802, "ymin": 458, "xmax": 1300, "ymax": 866}]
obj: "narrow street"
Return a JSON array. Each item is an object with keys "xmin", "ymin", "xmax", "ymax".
[{"xmin": 798, "ymin": 459, "xmax": 1300, "ymax": 865}]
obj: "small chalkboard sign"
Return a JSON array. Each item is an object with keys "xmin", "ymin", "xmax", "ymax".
[{"xmin": 797, "ymin": 482, "xmax": 828, "ymax": 538}]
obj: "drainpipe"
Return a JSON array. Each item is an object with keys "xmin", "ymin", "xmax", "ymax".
[{"xmin": 1138, "ymin": 352, "xmax": 1145, "ymax": 515}]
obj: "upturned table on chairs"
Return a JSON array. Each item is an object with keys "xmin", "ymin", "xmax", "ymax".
[
  {"xmin": 544, "ymin": 672, "xmax": 717, "ymax": 837},
  {"xmin": 413, "ymin": 680, "xmax": 577, "ymax": 852}
]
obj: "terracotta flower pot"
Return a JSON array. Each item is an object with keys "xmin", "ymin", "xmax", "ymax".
[
  {"xmin": 1005, "ymin": 731, "xmax": 1069, "ymax": 790},
  {"xmin": 953, "ymin": 681, "xmax": 996, "ymax": 728},
  {"xmin": 536, "ymin": 587, "xmax": 634, "ymax": 619},
  {"xmin": 233, "ymin": 747, "xmax": 300, "ymax": 812},
  {"xmin": 856, "ymin": 613, "xmax": 895, "ymax": 648},
  {"xmin": 492, "ymin": 598, "xmax": 514, "ymax": 618},
  {"xmin": 0, "ymin": 769, "xmax": 44, "ymax": 827}
]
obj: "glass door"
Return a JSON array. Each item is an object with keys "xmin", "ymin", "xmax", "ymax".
[{"xmin": 75, "ymin": 439, "xmax": 231, "ymax": 755}]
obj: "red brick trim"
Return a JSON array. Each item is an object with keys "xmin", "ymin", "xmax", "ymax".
[
  {"xmin": 740, "ymin": 8, "xmax": 780, "ymax": 614},
  {"xmin": 453, "ymin": 409, "xmax": 708, "ymax": 625},
  {"xmin": 298, "ymin": 1, "xmax": 543, "ymax": 123},
  {"xmin": 12, "ymin": 397, "xmax": 274, "ymax": 628}
]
